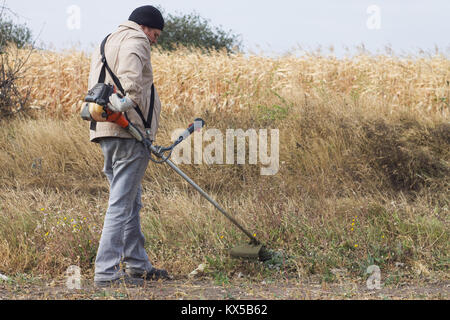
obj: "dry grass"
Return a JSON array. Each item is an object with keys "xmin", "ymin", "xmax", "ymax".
[{"xmin": 0, "ymin": 47, "xmax": 448, "ymax": 285}]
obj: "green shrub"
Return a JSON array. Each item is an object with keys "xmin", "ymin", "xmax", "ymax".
[{"xmin": 157, "ymin": 10, "xmax": 242, "ymax": 53}]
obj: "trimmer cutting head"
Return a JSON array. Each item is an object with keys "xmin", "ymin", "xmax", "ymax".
[{"xmin": 230, "ymin": 244, "xmax": 273, "ymax": 262}]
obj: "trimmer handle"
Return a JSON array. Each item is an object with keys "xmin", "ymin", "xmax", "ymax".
[
  {"xmin": 179, "ymin": 118, "xmax": 206, "ymax": 141},
  {"xmin": 148, "ymin": 118, "xmax": 206, "ymax": 163}
]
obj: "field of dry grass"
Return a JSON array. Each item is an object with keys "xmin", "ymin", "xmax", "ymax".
[{"xmin": 0, "ymin": 47, "xmax": 448, "ymax": 298}]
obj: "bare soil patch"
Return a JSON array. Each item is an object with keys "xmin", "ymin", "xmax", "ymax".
[{"xmin": 1, "ymin": 277, "xmax": 448, "ymax": 300}]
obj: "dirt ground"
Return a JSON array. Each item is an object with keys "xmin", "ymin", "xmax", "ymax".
[{"xmin": 0, "ymin": 276, "xmax": 448, "ymax": 300}]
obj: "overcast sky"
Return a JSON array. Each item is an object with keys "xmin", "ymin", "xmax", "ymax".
[{"xmin": 5, "ymin": 0, "xmax": 450, "ymax": 57}]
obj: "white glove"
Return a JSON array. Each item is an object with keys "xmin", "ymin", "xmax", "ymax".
[{"xmin": 108, "ymin": 93, "xmax": 136, "ymax": 113}]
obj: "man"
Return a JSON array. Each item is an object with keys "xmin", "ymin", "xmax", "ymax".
[{"xmin": 87, "ymin": 5, "xmax": 170, "ymax": 287}]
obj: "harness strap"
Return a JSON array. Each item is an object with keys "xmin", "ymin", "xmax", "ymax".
[
  {"xmin": 134, "ymin": 84, "xmax": 155, "ymax": 130},
  {"xmin": 99, "ymin": 34, "xmax": 125, "ymax": 96}
]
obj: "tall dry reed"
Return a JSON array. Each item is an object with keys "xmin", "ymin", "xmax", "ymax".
[{"xmin": 14, "ymin": 47, "xmax": 449, "ymax": 119}]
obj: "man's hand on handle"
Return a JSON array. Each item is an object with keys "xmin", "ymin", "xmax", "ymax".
[{"xmin": 108, "ymin": 93, "xmax": 136, "ymax": 113}]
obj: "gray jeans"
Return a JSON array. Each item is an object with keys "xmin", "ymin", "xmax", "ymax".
[{"xmin": 94, "ymin": 137, "xmax": 153, "ymax": 282}]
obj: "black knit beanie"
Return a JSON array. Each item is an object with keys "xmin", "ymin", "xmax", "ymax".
[{"xmin": 129, "ymin": 6, "xmax": 165, "ymax": 31}]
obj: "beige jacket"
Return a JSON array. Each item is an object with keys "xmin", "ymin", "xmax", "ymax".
[{"xmin": 88, "ymin": 21, "xmax": 161, "ymax": 142}]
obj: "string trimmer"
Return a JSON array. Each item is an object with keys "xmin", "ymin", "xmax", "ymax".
[{"xmin": 81, "ymin": 90, "xmax": 273, "ymax": 261}]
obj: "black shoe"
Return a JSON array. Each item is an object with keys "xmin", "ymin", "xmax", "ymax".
[
  {"xmin": 94, "ymin": 275, "xmax": 144, "ymax": 288},
  {"xmin": 127, "ymin": 268, "xmax": 172, "ymax": 281}
]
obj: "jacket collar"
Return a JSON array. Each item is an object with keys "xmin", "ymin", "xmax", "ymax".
[
  {"xmin": 119, "ymin": 20, "xmax": 145, "ymax": 33},
  {"xmin": 118, "ymin": 21, "xmax": 151, "ymax": 46}
]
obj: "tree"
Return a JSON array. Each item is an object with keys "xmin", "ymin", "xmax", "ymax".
[
  {"xmin": 0, "ymin": 5, "xmax": 33, "ymax": 118},
  {"xmin": 156, "ymin": 10, "xmax": 242, "ymax": 53},
  {"xmin": 0, "ymin": 6, "xmax": 32, "ymax": 50}
]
